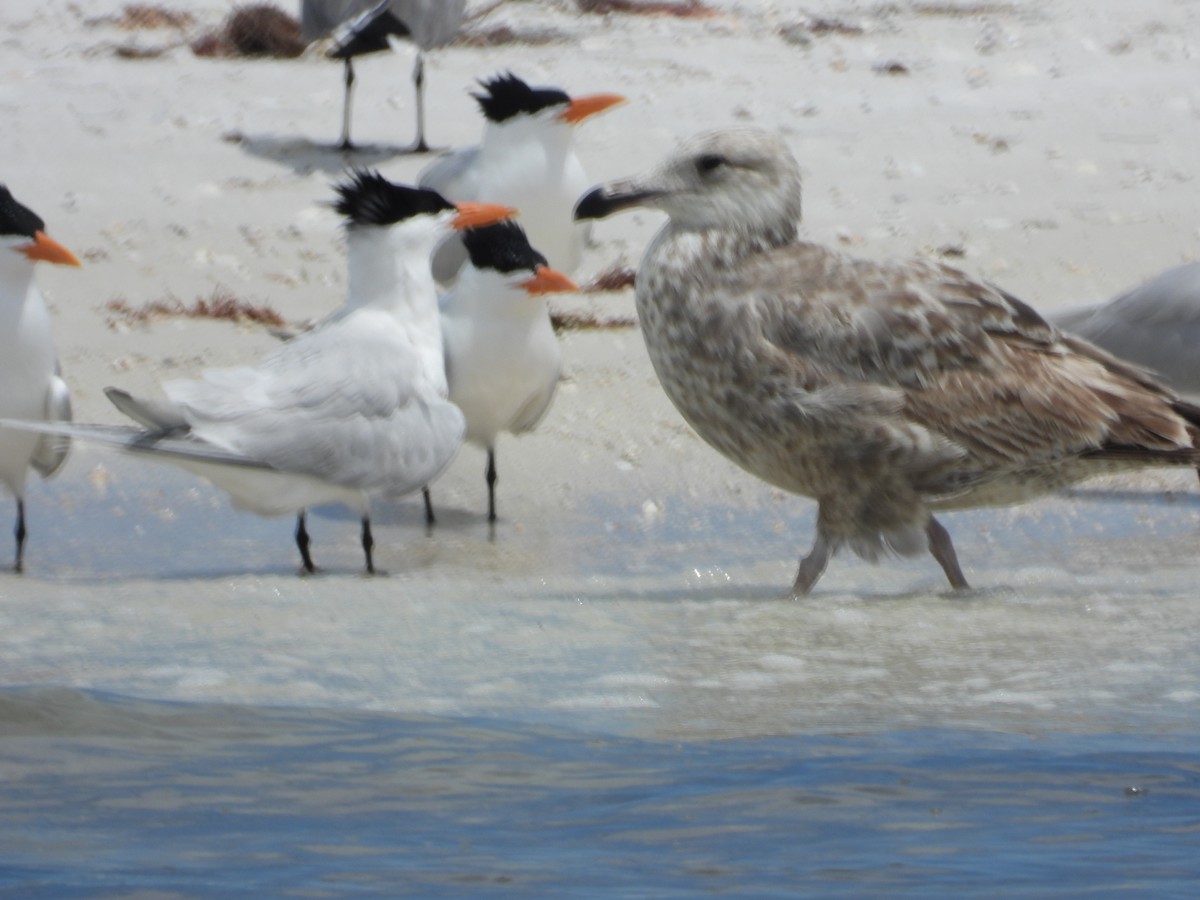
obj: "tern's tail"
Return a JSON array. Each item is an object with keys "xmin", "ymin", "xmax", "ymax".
[{"xmin": 0, "ymin": 419, "xmax": 270, "ymax": 471}]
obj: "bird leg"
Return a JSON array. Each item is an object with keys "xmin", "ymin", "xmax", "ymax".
[
  {"xmin": 791, "ymin": 532, "xmax": 831, "ymax": 597},
  {"xmin": 295, "ymin": 511, "xmax": 317, "ymax": 574},
  {"xmin": 13, "ymin": 498, "xmax": 26, "ymax": 574},
  {"xmin": 361, "ymin": 516, "xmax": 376, "ymax": 575},
  {"xmin": 926, "ymin": 516, "xmax": 969, "ymax": 590},
  {"xmin": 339, "ymin": 58, "xmax": 356, "ymax": 151},
  {"xmin": 410, "ymin": 52, "xmax": 429, "ymax": 153},
  {"xmin": 422, "ymin": 486, "xmax": 436, "ymax": 528},
  {"xmin": 485, "ymin": 448, "xmax": 498, "ymax": 523}
]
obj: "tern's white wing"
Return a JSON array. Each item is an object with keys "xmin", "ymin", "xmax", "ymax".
[
  {"xmin": 419, "ymin": 147, "xmax": 481, "ymax": 281},
  {"xmin": 166, "ymin": 313, "xmax": 465, "ymax": 497},
  {"xmin": 29, "ymin": 366, "xmax": 71, "ymax": 479},
  {"xmin": 418, "ymin": 145, "xmax": 482, "ymax": 200}
]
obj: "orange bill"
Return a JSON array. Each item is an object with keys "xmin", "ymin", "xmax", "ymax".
[
  {"xmin": 452, "ymin": 202, "xmax": 518, "ymax": 231},
  {"xmin": 559, "ymin": 93, "xmax": 626, "ymax": 125},
  {"xmin": 18, "ymin": 231, "xmax": 82, "ymax": 267},
  {"xmin": 521, "ymin": 265, "xmax": 578, "ymax": 296}
]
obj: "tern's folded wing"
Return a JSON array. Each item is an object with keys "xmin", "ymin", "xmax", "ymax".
[{"xmin": 164, "ymin": 323, "xmax": 466, "ymax": 495}]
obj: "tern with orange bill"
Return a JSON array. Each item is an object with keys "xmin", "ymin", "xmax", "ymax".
[
  {"xmin": 3, "ymin": 174, "xmax": 514, "ymax": 574},
  {"xmin": 0, "ymin": 185, "xmax": 79, "ymax": 573},
  {"xmin": 419, "ymin": 72, "xmax": 625, "ymax": 283},
  {"xmin": 423, "ymin": 221, "xmax": 578, "ymax": 525}
]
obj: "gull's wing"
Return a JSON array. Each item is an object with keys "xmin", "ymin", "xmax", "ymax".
[
  {"xmin": 741, "ymin": 242, "xmax": 1197, "ymax": 470},
  {"xmin": 392, "ymin": 0, "xmax": 466, "ymax": 49},
  {"xmin": 1050, "ymin": 261, "xmax": 1200, "ymax": 397},
  {"xmin": 165, "ymin": 315, "xmax": 465, "ymax": 496},
  {"xmin": 30, "ymin": 367, "xmax": 72, "ymax": 480}
]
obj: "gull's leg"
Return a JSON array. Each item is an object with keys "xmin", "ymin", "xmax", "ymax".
[
  {"xmin": 295, "ymin": 511, "xmax": 317, "ymax": 574},
  {"xmin": 422, "ymin": 487, "xmax": 436, "ymax": 528},
  {"xmin": 485, "ymin": 447, "xmax": 498, "ymax": 523},
  {"xmin": 13, "ymin": 498, "xmax": 27, "ymax": 574},
  {"xmin": 339, "ymin": 58, "xmax": 356, "ymax": 151},
  {"xmin": 927, "ymin": 516, "xmax": 969, "ymax": 590},
  {"xmin": 791, "ymin": 531, "xmax": 831, "ymax": 597},
  {"xmin": 361, "ymin": 516, "xmax": 376, "ymax": 575}
]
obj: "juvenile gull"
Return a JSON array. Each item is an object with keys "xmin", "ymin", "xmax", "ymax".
[
  {"xmin": 420, "ymin": 72, "xmax": 625, "ymax": 283},
  {"xmin": 425, "ymin": 220, "xmax": 578, "ymax": 525},
  {"xmin": 0, "ymin": 185, "xmax": 79, "ymax": 572},
  {"xmin": 4, "ymin": 174, "xmax": 513, "ymax": 574},
  {"xmin": 575, "ymin": 129, "xmax": 1200, "ymax": 594}
]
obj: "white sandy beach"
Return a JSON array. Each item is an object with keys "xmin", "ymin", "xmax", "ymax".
[{"xmin": 2, "ymin": 0, "xmax": 1200, "ymax": 736}]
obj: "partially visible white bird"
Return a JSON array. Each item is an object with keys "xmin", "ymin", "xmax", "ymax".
[
  {"xmin": 0, "ymin": 185, "xmax": 79, "ymax": 573},
  {"xmin": 4, "ymin": 173, "xmax": 514, "ymax": 574},
  {"xmin": 423, "ymin": 220, "xmax": 578, "ymax": 524},
  {"xmin": 574, "ymin": 129, "xmax": 1200, "ymax": 595},
  {"xmin": 420, "ymin": 71, "xmax": 625, "ymax": 283},
  {"xmin": 301, "ymin": 0, "xmax": 466, "ymax": 151},
  {"xmin": 1052, "ymin": 261, "xmax": 1200, "ymax": 399}
]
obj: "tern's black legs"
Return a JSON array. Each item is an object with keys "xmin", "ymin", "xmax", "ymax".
[
  {"xmin": 411, "ymin": 53, "xmax": 430, "ymax": 153},
  {"xmin": 485, "ymin": 448, "xmax": 498, "ymax": 523},
  {"xmin": 361, "ymin": 516, "xmax": 376, "ymax": 574},
  {"xmin": 293, "ymin": 511, "xmax": 377, "ymax": 575},
  {"xmin": 421, "ymin": 487, "xmax": 436, "ymax": 528},
  {"xmin": 295, "ymin": 511, "xmax": 316, "ymax": 574},
  {"xmin": 13, "ymin": 498, "xmax": 26, "ymax": 574},
  {"xmin": 338, "ymin": 59, "xmax": 356, "ymax": 151}
]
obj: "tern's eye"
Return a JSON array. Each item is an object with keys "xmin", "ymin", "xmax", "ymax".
[{"xmin": 696, "ymin": 154, "xmax": 727, "ymax": 174}]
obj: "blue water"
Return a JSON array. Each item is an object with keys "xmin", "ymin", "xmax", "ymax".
[
  {"xmin": 1, "ymin": 688, "xmax": 1198, "ymax": 897},
  {"xmin": 3, "ymin": 460, "xmax": 1200, "ymax": 895}
]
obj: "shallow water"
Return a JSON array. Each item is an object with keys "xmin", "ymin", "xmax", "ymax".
[
  {"xmin": 2, "ymin": 456, "xmax": 1200, "ymax": 894},
  {"xmin": 2, "ymin": 687, "xmax": 1198, "ymax": 898}
]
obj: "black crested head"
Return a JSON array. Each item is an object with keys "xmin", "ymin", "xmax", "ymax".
[
  {"xmin": 472, "ymin": 72, "xmax": 570, "ymax": 123},
  {"xmin": 332, "ymin": 170, "xmax": 454, "ymax": 228},
  {"xmin": 461, "ymin": 221, "xmax": 547, "ymax": 275},
  {"xmin": 0, "ymin": 185, "xmax": 45, "ymax": 239}
]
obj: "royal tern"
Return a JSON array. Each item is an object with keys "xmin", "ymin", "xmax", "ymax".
[
  {"xmin": 420, "ymin": 71, "xmax": 625, "ymax": 282},
  {"xmin": 5, "ymin": 173, "xmax": 514, "ymax": 574},
  {"xmin": 1052, "ymin": 261, "xmax": 1200, "ymax": 399},
  {"xmin": 575, "ymin": 129, "xmax": 1200, "ymax": 595},
  {"xmin": 423, "ymin": 221, "xmax": 577, "ymax": 524},
  {"xmin": 301, "ymin": 0, "xmax": 466, "ymax": 151},
  {"xmin": 0, "ymin": 186, "xmax": 79, "ymax": 573}
]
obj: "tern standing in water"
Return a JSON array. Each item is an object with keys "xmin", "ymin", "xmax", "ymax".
[
  {"xmin": 5, "ymin": 174, "xmax": 513, "ymax": 574},
  {"xmin": 424, "ymin": 221, "xmax": 577, "ymax": 525},
  {"xmin": 0, "ymin": 186, "xmax": 79, "ymax": 572},
  {"xmin": 576, "ymin": 129, "xmax": 1200, "ymax": 595}
]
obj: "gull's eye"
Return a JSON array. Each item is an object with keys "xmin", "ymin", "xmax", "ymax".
[{"xmin": 696, "ymin": 154, "xmax": 727, "ymax": 174}]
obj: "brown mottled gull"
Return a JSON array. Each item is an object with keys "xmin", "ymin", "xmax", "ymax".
[{"xmin": 574, "ymin": 128, "xmax": 1200, "ymax": 595}]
